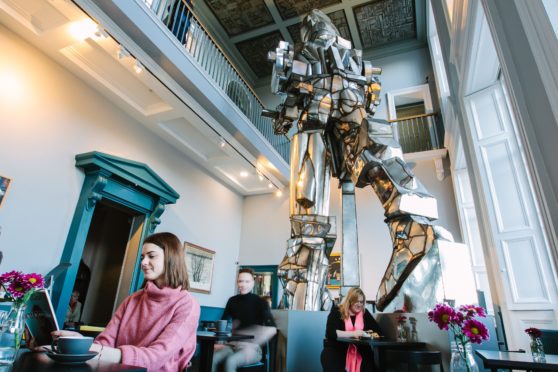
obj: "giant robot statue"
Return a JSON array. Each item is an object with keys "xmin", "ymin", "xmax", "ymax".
[{"xmin": 264, "ymin": 10, "xmax": 452, "ymax": 311}]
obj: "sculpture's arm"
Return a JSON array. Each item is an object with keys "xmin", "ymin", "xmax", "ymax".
[
  {"xmin": 265, "ymin": 41, "xmax": 315, "ymax": 135},
  {"xmin": 362, "ymin": 60, "xmax": 383, "ymax": 115}
]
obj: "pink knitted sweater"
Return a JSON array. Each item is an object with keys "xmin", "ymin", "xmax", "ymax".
[{"xmin": 95, "ymin": 281, "xmax": 200, "ymax": 372}]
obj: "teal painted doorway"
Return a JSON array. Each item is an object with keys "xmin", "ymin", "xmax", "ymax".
[{"xmin": 51, "ymin": 152, "xmax": 179, "ymax": 326}]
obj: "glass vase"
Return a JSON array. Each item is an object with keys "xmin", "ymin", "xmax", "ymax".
[
  {"xmin": 0, "ymin": 303, "xmax": 26, "ymax": 365},
  {"xmin": 530, "ymin": 336, "xmax": 546, "ymax": 362},
  {"xmin": 396, "ymin": 323, "xmax": 407, "ymax": 342},
  {"xmin": 450, "ymin": 342, "xmax": 479, "ymax": 372}
]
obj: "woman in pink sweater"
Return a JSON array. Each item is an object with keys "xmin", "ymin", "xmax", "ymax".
[{"xmin": 52, "ymin": 232, "xmax": 200, "ymax": 372}]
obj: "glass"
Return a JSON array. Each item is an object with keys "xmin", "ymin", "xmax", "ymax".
[
  {"xmin": 450, "ymin": 342, "xmax": 479, "ymax": 372},
  {"xmin": 0, "ymin": 304, "xmax": 26, "ymax": 365},
  {"xmin": 396, "ymin": 323, "xmax": 407, "ymax": 342},
  {"xmin": 530, "ymin": 336, "xmax": 546, "ymax": 362}
]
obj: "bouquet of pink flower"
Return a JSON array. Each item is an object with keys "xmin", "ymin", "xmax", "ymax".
[
  {"xmin": 428, "ymin": 303, "xmax": 489, "ymax": 366},
  {"xmin": 0, "ymin": 270, "xmax": 44, "ymax": 306}
]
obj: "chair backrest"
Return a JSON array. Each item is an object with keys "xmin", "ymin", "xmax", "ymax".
[
  {"xmin": 385, "ymin": 349, "xmax": 444, "ymax": 372},
  {"xmin": 540, "ymin": 329, "xmax": 558, "ymax": 355}
]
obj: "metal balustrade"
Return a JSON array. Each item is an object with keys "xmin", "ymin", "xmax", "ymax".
[
  {"xmin": 389, "ymin": 113, "xmax": 444, "ymax": 154},
  {"xmin": 141, "ymin": 0, "xmax": 290, "ymax": 163}
]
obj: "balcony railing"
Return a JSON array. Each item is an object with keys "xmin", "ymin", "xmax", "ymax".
[
  {"xmin": 389, "ymin": 113, "xmax": 444, "ymax": 154},
  {"xmin": 141, "ymin": 0, "xmax": 290, "ymax": 163}
]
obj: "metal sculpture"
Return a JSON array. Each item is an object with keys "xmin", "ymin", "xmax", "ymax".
[{"xmin": 264, "ymin": 10, "xmax": 452, "ymax": 311}]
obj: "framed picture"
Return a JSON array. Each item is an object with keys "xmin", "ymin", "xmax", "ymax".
[
  {"xmin": 0, "ymin": 175, "xmax": 12, "ymax": 208},
  {"xmin": 327, "ymin": 252, "xmax": 341, "ymax": 288},
  {"xmin": 184, "ymin": 242, "xmax": 215, "ymax": 293}
]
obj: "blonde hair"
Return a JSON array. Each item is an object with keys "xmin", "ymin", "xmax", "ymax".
[{"xmin": 339, "ymin": 287, "xmax": 366, "ymax": 320}]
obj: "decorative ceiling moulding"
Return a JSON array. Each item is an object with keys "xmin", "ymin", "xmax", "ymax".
[
  {"xmin": 236, "ymin": 31, "xmax": 283, "ymax": 78},
  {"xmin": 205, "ymin": 0, "xmax": 274, "ymax": 36},
  {"xmin": 287, "ymin": 9, "xmax": 353, "ymax": 46},
  {"xmin": 273, "ymin": 0, "xmax": 341, "ymax": 20},
  {"xmin": 353, "ymin": 0, "xmax": 417, "ymax": 49}
]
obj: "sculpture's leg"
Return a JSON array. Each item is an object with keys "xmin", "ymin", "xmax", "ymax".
[
  {"xmin": 350, "ymin": 119, "xmax": 453, "ymax": 311},
  {"xmin": 279, "ymin": 131, "xmax": 336, "ymax": 310},
  {"xmin": 340, "ymin": 179, "xmax": 360, "ymax": 297}
]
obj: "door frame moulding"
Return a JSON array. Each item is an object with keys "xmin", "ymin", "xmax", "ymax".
[{"xmin": 51, "ymin": 151, "xmax": 179, "ymax": 325}]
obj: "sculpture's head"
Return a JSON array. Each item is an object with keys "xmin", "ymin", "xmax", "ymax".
[{"xmin": 300, "ymin": 9, "xmax": 340, "ymax": 43}]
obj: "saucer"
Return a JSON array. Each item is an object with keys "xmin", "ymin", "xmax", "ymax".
[
  {"xmin": 214, "ymin": 331, "xmax": 231, "ymax": 336},
  {"xmin": 46, "ymin": 351, "xmax": 98, "ymax": 365}
]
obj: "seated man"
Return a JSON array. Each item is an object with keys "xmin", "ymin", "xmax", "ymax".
[{"xmin": 212, "ymin": 268, "xmax": 276, "ymax": 372}]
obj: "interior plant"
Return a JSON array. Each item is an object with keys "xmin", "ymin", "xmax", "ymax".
[
  {"xmin": 428, "ymin": 303, "xmax": 489, "ymax": 372},
  {"xmin": 0, "ymin": 270, "xmax": 44, "ymax": 365},
  {"xmin": 525, "ymin": 327, "xmax": 546, "ymax": 362}
]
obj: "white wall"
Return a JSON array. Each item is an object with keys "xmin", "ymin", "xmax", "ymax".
[
  {"xmin": 368, "ymin": 47, "xmax": 435, "ymax": 119},
  {"xmin": 240, "ymin": 157, "xmax": 462, "ymax": 303},
  {"xmin": 0, "ymin": 24, "xmax": 242, "ymax": 307}
]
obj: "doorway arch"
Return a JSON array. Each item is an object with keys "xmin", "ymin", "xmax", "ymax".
[{"xmin": 51, "ymin": 151, "xmax": 179, "ymax": 325}]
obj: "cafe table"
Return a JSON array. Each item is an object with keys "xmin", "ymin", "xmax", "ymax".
[
  {"xmin": 475, "ymin": 349, "xmax": 558, "ymax": 371},
  {"xmin": 196, "ymin": 331, "xmax": 254, "ymax": 372},
  {"xmin": 337, "ymin": 337, "xmax": 426, "ymax": 369},
  {"xmin": 10, "ymin": 349, "xmax": 146, "ymax": 371}
]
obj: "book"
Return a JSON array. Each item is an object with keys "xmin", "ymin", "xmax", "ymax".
[{"xmin": 25, "ymin": 289, "xmax": 59, "ymax": 345}]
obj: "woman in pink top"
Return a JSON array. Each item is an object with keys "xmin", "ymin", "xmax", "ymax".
[{"xmin": 52, "ymin": 232, "xmax": 200, "ymax": 372}]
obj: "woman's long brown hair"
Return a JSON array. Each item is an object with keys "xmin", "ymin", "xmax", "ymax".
[
  {"xmin": 143, "ymin": 232, "xmax": 190, "ymax": 290},
  {"xmin": 339, "ymin": 287, "xmax": 366, "ymax": 320}
]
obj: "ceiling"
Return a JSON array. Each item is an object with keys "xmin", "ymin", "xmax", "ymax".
[
  {"xmin": 0, "ymin": 0, "xmax": 285, "ymax": 195},
  {"xmin": 0, "ymin": 0, "xmax": 426, "ymax": 196},
  {"xmin": 195, "ymin": 0, "xmax": 426, "ymax": 86}
]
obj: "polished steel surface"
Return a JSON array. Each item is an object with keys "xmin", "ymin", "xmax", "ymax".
[{"xmin": 267, "ymin": 9, "xmax": 452, "ymax": 311}]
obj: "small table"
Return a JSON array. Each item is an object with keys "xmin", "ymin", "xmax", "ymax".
[
  {"xmin": 337, "ymin": 337, "xmax": 426, "ymax": 369},
  {"xmin": 12, "ymin": 350, "xmax": 146, "ymax": 371},
  {"xmin": 196, "ymin": 331, "xmax": 254, "ymax": 372},
  {"xmin": 475, "ymin": 349, "xmax": 558, "ymax": 371}
]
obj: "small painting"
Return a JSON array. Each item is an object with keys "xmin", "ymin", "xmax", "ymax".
[
  {"xmin": 184, "ymin": 242, "xmax": 215, "ymax": 293},
  {"xmin": 327, "ymin": 252, "xmax": 341, "ymax": 288},
  {"xmin": 0, "ymin": 175, "xmax": 12, "ymax": 209}
]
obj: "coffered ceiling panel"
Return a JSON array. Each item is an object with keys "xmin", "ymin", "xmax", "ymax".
[
  {"xmin": 354, "ymin": 0, "xmax": 416, "ymax": 49},
  {"xmin": 197, "ymin": 0, "xmax": 425, "ymax": 84},
  {"xmin": 205, "ymin": 0, "xmax": 273, "ymax": 36},
  {"xmin": 235, "ymin": 32, "xmax": 283, "ymax": 78},
  {"xmin": 273, "ymin": 0, "xmax": 341, "ymax": 20}
]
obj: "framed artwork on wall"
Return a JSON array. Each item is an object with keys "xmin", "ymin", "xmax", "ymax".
[
  {"xmin": 0, "ymin": 175, "xmax": 12, "ymax": 209},
  {"xmin": 184, "ymin": 242, "xmax": 215, "ymax": 294},
  {"xmin": 327, "ymin": 252, "xmax": 341, "ymax": 288}
]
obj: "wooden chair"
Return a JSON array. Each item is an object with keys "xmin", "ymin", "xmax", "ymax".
[{"xmin": 385, "ymin": 349, "xmax": 444, "ymax": 372}]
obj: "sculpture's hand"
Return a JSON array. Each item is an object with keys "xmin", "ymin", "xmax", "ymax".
[{"xmin": 262, "ymin": 107, "xmax": 293, "ymax": 135}]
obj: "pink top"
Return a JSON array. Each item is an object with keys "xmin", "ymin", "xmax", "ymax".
[{"xmin": 95, "ymin": 281, "xmax": 200, "ymax": 372}]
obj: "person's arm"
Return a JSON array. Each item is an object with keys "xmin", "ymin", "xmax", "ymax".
[
  {"xmin": 331, "ymin": 308, "xmax": 366, "ymax": 339},
  {"xmin": 325, "ymin": 306, "xmax": 349, "ymax": 340},
  {"xmin": 116, "ymin": 295, "xmax": 200, "ymax": 369},
  {"xmin": 94, "ymin": 296, "xmax": 131, "ymax": 348},
  {"xmin": 75, "ymin": 302, "xmax": 82, "ymax": 323},
  {"xmin": 260, "ymin": 297, "xmax": 276, "ymax": 327},
  {"xmin": 221, "ymin": 298, "xmax": 232, "ymax": 320},
  {"xmin": 336, "ymin": 329, "xmax": 366, "ymax": 338}
]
